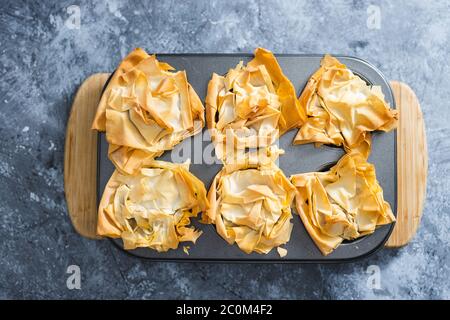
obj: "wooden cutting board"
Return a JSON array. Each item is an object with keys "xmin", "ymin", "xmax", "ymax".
[{"xmin": 64, "ymin": 74, "xmax": 427, "ymax": 248}]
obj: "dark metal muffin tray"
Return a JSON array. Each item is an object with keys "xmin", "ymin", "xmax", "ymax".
[{"xmin": 97, "ymin": 54, "xmax": 396, "ymax": 263}]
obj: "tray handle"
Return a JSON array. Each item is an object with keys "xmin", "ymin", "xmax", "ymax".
[
  {"xmin": 385, "ymin": 81, "xmax": 427, "ymax": 248},
  {"xmin": 64, "ymin": 73, "xmax": 110, "ymax": 239}
]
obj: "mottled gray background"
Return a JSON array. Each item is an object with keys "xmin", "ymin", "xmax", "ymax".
[{"xmin": 0, "ymin": 0, "xmax": 449, "ymax": 299}]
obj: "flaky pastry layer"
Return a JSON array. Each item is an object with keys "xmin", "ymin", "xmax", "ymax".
[
  {"xmin": 295, "ymin": 55, "xmax": 398, "ymax": 158},
  {"xmin": 92, "ymin": 48, "xmax": 204, "ymax": 174},
  {"xmin": 203, "ymin": 147, "xmax": 296, "ymax": 255},
  {"xmin": 97, "ymin": 160, "xmax": 208, "ymax": 252},
  {"xmin": 291, "ymin": 153, "xmax": 395, "ymax": 255},
  {"xmin": 206, "ymin": 48, "xmax": 306, "ymax": 162}
]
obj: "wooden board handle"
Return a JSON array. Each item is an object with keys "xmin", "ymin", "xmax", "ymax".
[
  {"xmin": 385, "ymin": 81, "xmax": 428, "ymax": 248},
  {"xmin": 64, "ymin": 75, "xmax": 427, "ymax": 247},
  {"xmin": 64, "ymin": 73, "xmax": 110, "ymax": 239}
]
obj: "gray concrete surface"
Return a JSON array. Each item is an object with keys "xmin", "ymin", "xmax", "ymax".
[{"xmin": 0, "ymin": 0, "xmax": 448, "ymax": 299}]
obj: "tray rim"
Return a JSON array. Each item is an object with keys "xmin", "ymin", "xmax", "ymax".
[{"xmin": 97, "ymin": 53, "xmax": 397, "ymax": 263}]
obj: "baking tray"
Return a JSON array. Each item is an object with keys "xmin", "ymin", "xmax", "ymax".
[{"xmin": 97, "ymin": 54, "xmax": 397, "ymax": 263}]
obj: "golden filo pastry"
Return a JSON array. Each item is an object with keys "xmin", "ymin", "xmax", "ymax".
[
  {"xmin": 92, "ymin": 48, "xmax": 205, "ymax": 174},
  {"xmin": 206, "ymin": 47, "xmax": 306, "ymax": 161},
  {"xmin": 294, "ymin": 55, "xmax": 398, "ymax": 158},
  {"xmin": 202, "ymin": 146, "xmax": 296, "ymax": 255},
  {"xmin": 291, "ymin": 152, "xmax": 396, "ymax": 256},
  {"xmin": 97, "ymin": 160, "xmax": 208, "ymax": 252}
]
